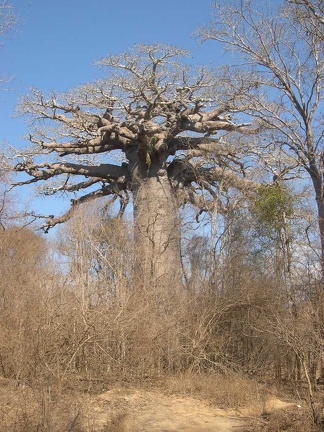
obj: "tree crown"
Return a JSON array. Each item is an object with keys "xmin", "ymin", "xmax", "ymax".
[{"xmin": 12, "ymin": 44, "xmax": 260, "ymax": 230}]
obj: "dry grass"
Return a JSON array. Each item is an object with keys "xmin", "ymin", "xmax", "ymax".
[
  {"xmin": 0, "ymin": 378, "xmax": 85, "ymax": 432},
  {"xmin": 0, "ymin": 372, "xmax": 322, "ymax": 432},
  {"xmin": 102, "ymin": 414, "xmax": 132, "ymax": 432},
  {"xmin": 0, "ymin": 223, "xmax": 322, "ymax": 431},
  {"xmin": 249, "ymin": 407, "xmax": 318, "ymax": 432},
  {"xmin": 162, "ymin": 371, "xmax": 266, "ymax": 408}
]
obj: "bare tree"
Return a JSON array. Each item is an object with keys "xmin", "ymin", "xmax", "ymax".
[
  {"xmin": 0, "ymin": 1, "xmax": 16, "ymax": 40},
  {"xmin": 12, "ymin": 44, "xmax": 260, "ymax": 287},
  {"xmin": 0, "ymin": 154, "xmax": 12, "ymax": 228},
  {"xmin": 288, "ymin": 0, "xmax": 324, "ymax": 28},
  {"xmin": 199, "ymin": 0, "xmax": 324, "ymax": 272},
  {"xmin": 0, "ymin": 0, "xmax": 16, "ymax": 87}
]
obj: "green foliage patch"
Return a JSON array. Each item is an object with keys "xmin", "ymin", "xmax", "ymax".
[{"xmin": 251, "ymin": 183, "xmax": 295, "ymax": 230}]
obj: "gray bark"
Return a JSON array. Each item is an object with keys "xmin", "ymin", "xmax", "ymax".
[{"xmin": 132, "ymin": 162, "xmax": 181, "ymax": 289}]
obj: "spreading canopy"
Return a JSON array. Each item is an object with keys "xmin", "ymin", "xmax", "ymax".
[{"xmin": 13, "ymin": 44, "xmax": 260, "ymax": 231}]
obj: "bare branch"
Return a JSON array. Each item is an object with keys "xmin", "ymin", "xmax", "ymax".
[
  {"xmin": 42, "ymin": 183, "xmax": 122, "ymax": 232},
  {"xmin": 14, "ymin": 161, "xmax": 129, "ymax": 184},
  {"xmin": 0, "ymin": 1, "xmax": 16, "ymax": 39}
]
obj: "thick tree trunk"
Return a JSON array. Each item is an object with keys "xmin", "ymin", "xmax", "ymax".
[{"xmin": 132, "ymin": 170, "xmax": 181, "ymax": 289}]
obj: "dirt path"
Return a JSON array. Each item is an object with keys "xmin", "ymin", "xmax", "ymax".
[
  {"xmin": 85, "ymin": 388, "xmax": 247, "ymax": 431},
  {"xmin": 0, "ymin": 376, "xmax": 296, "ymax": 431}
]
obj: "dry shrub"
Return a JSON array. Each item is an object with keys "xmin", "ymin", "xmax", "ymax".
[
  {"xmin": 0, "ymin": 222, "xmax": 300, "ymax": 389},
  {"xmin": 163, "ymin": 371, "xmax": 265, "ymax": 408},
  {"xmin": 250, "ymin": 407, "xmax": 318, "ymax": 432},
  {"xmin": 0, "ymin": 215, "xmax": 321, "ymax": 432},
  {"xmin": 0, "ymin": 378, "xmax": 84, "ymax": 432},
  {"xmin": 102, "ymin": 413, "xmax": 132, "ymax": 432}
]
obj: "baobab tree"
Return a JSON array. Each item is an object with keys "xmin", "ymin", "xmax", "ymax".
[
  {"xmin": 13, "ymin": 44, "xmax": 259, "ymax": 287},
  {"xmin": 199, "ymin": 0, "xmax": 324, "ymax": 272}
]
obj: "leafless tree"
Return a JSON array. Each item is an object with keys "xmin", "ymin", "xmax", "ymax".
[
  {"xmin": 0, "ymin": 149, "xmax": 21, "ymax": 229},
  {"xmin": 0, "ymin": 1, "xmax": 16, "ymax": 40},
  {"xmin": 199, "ymin": 0, "xmax": 324, "ymax": 273},
  {"xmin": 12, "ymin": 44, "xmax": 260, "ymax": 287},
  {"xmin": 288, "ymin": 0, "xmax": 324, "ymax": 28},
  {"xmin": 0, "ymin": 0, "xmax": 16, "ymax": 87}
]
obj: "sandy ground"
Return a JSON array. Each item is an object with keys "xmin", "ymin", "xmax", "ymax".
[
  {"xmin": 0, "ymin": 376, "xmax": 297, "ymax": 432},
  {"xmin": 84, "ymin": 387, "xmax": 248, "ymax": 431}
]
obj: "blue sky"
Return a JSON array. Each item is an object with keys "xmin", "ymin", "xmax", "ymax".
[
  {"xmin": 0, "ymin": 0, "xmax": 223, "ymax": 220},
  {"xmin": 1, "ymin": 0, "xmax": 219, "ymax": 139}
]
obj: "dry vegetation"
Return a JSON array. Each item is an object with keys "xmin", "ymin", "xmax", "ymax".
[
  {"xmin": 0, "ymin": 201, "xmax": 323, "ymax": 431},
  {"xmin": 1, "ymin": 0, "xmax": 324, "ymax": 430}
]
